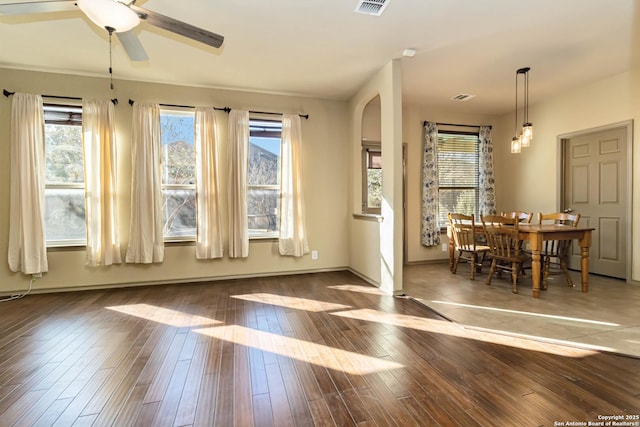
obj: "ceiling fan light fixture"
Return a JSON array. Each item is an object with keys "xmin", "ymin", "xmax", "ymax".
[{"xmin": 77, "ymin": 0, "xmax": 140, "ymax": 33}]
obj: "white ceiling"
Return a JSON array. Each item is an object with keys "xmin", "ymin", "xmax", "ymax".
[{"xmin": 1, "ymin": 0, "xmax": 637, "ymax": 115}]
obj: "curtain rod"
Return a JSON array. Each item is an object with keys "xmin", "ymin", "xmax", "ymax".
[
  {"xmin": 4, "ymin": 89, "xmax": 118, "ymax": 105},
  {"xmin": 128, "ymin": 99, "xmax": 231, "ymax": 113},
  {"xmin": 128, "ymin": 99, "xmax": 309, "ymax": 119},
  {"xmin": 251, "ymin": 110, "xmax": 309, "ymax": 120},
  {"xmin": 424, "ymin": 121, "xmax": 491, "ymax": 129}
]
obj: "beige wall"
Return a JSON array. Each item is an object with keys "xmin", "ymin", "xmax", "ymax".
[
  {"xmin": 0, "ymin": 67, "xmax": 351, "ymax": 294},
  {"xmin": 493, "ymin": 69, "xmax": 640, "ymax": 282},
  {"xmin": 362, "ymin": 98, "xmax": 381, "ymax": 142},
  {"xmin": 393, "ymin": 68, "xmax": 640, "ymax": 283},
  {"xmin": 348, "ymin": 60, "xmax": 404, "ymax": 294},
  {"xmin": 3, "ymin": 64, "xmax": 638, "ymax": 294},
  {"xmin": 402, "ymin": 105, "xmax": 499, "ymax": 263}
]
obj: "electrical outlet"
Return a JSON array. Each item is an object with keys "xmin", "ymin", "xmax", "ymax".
[
  {"xmin": 311, "ymin": 250, "xmax": 318, "ymax": 260},
  {"xmin": 441, "ymin": 243, "xmax": 448, "ymax": 251}
]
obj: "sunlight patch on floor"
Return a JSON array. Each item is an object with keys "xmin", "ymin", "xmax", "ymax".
[
  {"xmin": 195, "ymin": 324, "xmax": 403, "ymax": 375},
  {"xmin": 231, "ymin": 293, "xmax": 352, "ymax": 312},
  {"xmin": 106, "ymin": 304, "xmax": 221, "ymax": 328},
  {"xmin": 429, "ymin": 300, "xmax": 620, "ymax": 326},
  {"xmin": 328, "ymin": 284, "xmax": 386, "ymax": 295},
  {"xmin": 332, "ymin": 308, "xmax": 605, "ymax": 358}
]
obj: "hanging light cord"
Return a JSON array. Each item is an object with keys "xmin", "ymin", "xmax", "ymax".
[
  {"xmin": 514, "ymin": 71, "xmax": 518, "ymax": 135},
  {"xmin": 106, "ymin": 26, "xmax": 115, "ymax": 90},
  {"xmin": 524, "ymin": 71, "xmax": 529, "ymax": 124}
]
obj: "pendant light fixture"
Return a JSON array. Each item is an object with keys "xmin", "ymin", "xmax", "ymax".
[
  {"xmin": 519, "ymin": 67, "xmax": 533, "ymax": 147},
  {"xmin": 511, "ymin": 67, "xmax": 533, "ymax": 154},
  {"xmin": 511, "ymin": 68, "xmax": 522, "ymax": 153}
]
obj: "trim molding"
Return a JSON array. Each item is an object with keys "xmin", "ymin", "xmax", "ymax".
[
  {"xmin": 0, "ymin": 267, "xmax": 352, "ymax": 296},
  {"xmin": 352, "ymin": 213, "xmax": 383, "ymax": 222}
]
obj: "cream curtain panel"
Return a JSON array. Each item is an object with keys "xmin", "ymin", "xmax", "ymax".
[
  {"xmin": 125, "ymin": 103, "xmax": 164, "ymax": 263},
  {"xmin": 227, "ymin": 110, "xmax": 250, "ymax": 258},
  {"xmin": 82, "ymin": 99, "xmax": 122, "ymax": 266},
  {"xmin": 194, "ymin": 107, "xmax": 223, "ymax": 259},
  {"xmin": 8, "ymin": 93, "xmax": 48, "ymax": 275},
  {"xmin": 278, "ymin": 114, "xmax": 309, "ymax": 256}
]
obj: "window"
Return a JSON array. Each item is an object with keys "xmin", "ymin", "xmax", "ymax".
[
  {"xmin": 160, "ymin": 109, "xmax": 196, "ymax": 241},
  {"xmin": 437, "ymin": 131, "xmax": 480, "ymax": 226},
  {"xmin": 248, "ymin": 119, "xmax": 282, "ymax": 237},
  {"xmin": 361, "ymin": 142, "xmax": 382, "ymax": 214},
  {"xmin": 44, "ymin": 104, "xmax": 86, "ymax": 246}
]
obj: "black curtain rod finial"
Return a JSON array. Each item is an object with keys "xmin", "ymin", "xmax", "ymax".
[
  {"xmin": 3, "ymin": 89, "xmax": 14, "ymax": 98},
  {"xmin": 129, "ymin": 99, "xmax": 135, "ymax": 106}
]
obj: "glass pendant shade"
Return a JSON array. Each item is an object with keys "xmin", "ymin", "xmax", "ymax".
[
  {"xmin": 77, "ymin": 0, "xmax": 140, "ymax": 33},
  {"xmin": 521, "ymin": 122, "xmax": 533, "ymax": 147},
  {"xmin": 511, "ymin": 136, "xmax": 521, "ymax": 154},
  {"xmin": 511, "ymin": 67, "xmax": 532, "ymax": 153}
]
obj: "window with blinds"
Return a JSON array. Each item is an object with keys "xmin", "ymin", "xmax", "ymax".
[
  {"xmin": 43, "ymin": 103, "xmax": 86, "ymax": 245},
  {"xmin": 437, "ymin": 131, "xmax": 479, "ymax": 226}
]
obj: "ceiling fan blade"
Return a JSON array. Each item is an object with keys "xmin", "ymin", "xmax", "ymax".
[
  {"xmin": 130, "ymin": 5, "xmax": 224, "ymax": 49},
  {"xmin": 0, "ymin": 0, "xmax": 77, "ymax": 15},
  {"xmin": 116, "ymin": 30, "xmax": 149, "ymax": 62}
]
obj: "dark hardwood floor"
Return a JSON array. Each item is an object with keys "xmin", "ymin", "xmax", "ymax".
[{"xmin": 0, "ymin": 271, "xmax": 638, "ymax": 426}]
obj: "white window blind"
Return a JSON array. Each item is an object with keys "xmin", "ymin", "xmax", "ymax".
[{"xmin": 437, "ymin": 132, "xmax": 479, "ymax": 226}]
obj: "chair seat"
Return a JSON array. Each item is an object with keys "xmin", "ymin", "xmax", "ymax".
[
  {"xmin": 459, "ymin": 244, "xmax": 491, "ymax": 252},
  {"xmin": 448, "ymin": 213, "xmax": 488, "ymax": 281},
  {"xmin": 481, "ymin": 214, "xmax": 531, "ymax": 293}
]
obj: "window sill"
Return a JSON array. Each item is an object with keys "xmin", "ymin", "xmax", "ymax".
[
  {"xmin": 46, "ymin": 244, "xmax": 85, "ymax": 252},
  {"xmin": 249, "ymin": 233, "xmax": 278, "ymax": 241},
  {"xmin": 353, "ymin": 213, "xmax": 384, "ymax": 222},
  {"xmin": 164, "ymin": 240, "xmax": 195, "ymax": 247}
]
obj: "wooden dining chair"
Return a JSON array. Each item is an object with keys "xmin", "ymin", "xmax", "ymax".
[
  {"xmin": 481, "ymin": 214, "xmax": 531, "ymax": 293},
  {"xmin": 537, "ymin": 212, "xmax": 581, "ymax": 289},
  {"xmin": 501, "ymin": 211, "xmax": 533, "ymax": 223},
  {"xmin": 448, "ymin": 213, "xmax": 490, "ymax": 280},
  {"xmin": 501, "ymin": 211, "xmax": 532, "ymax": 273}
]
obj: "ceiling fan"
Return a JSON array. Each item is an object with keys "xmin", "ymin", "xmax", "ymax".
[{"xmin": 0, "ymin": 0, "xmax": 225, "ymax": 62}]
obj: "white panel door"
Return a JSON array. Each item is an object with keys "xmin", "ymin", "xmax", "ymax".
[{"xmin": 563, "ymin": 126, "xmax": 627, "ymax": 278}]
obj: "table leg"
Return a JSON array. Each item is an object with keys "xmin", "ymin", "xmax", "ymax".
[
  {"xmin": 448, "ymin": 232, "xmax": 455, "ymax": 272},
  {"xmin": 579, "ymin": 230, "xmax": 592, "ymax": 293},
  {"xmin": 529, "ymin": 234, "xmax": 542, "ymax": 298}
]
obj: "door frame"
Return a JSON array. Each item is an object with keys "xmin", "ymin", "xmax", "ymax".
[{"xmin": 557, "ymin": 119, "xmax": 633, "ymax": 282}]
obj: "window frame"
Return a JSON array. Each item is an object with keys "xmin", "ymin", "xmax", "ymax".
[
  {"xmin": 248, "ymin": 117, "xmax": 282, "ymax": 239},
  {"xmin": 361, "ymin": 141, "xmax": 382, "ymax": 215},
  {"xmin": 159, "ymin": 107, "xmax": 197, "ymax": 243},
  {"xmin": 43, "ymin": 103, "xmax": 87, "ymax": 248},
  {"xmin": 437, "ymin": 130, "xmax": 480, "ymax": 228}
]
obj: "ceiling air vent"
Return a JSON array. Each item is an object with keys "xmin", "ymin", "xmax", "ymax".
[
  {"xmin": 354, "ymin": 0, "xmax": 389, "ymax": 16},
  {"xmin": 450, "ymin": 93, "xmax": 476, "ymax": 101}
]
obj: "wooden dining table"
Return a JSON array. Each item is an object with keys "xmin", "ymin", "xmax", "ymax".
[{"xmin": 448, "ymin": 223, "xmax": 595, "ymax": 298}]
